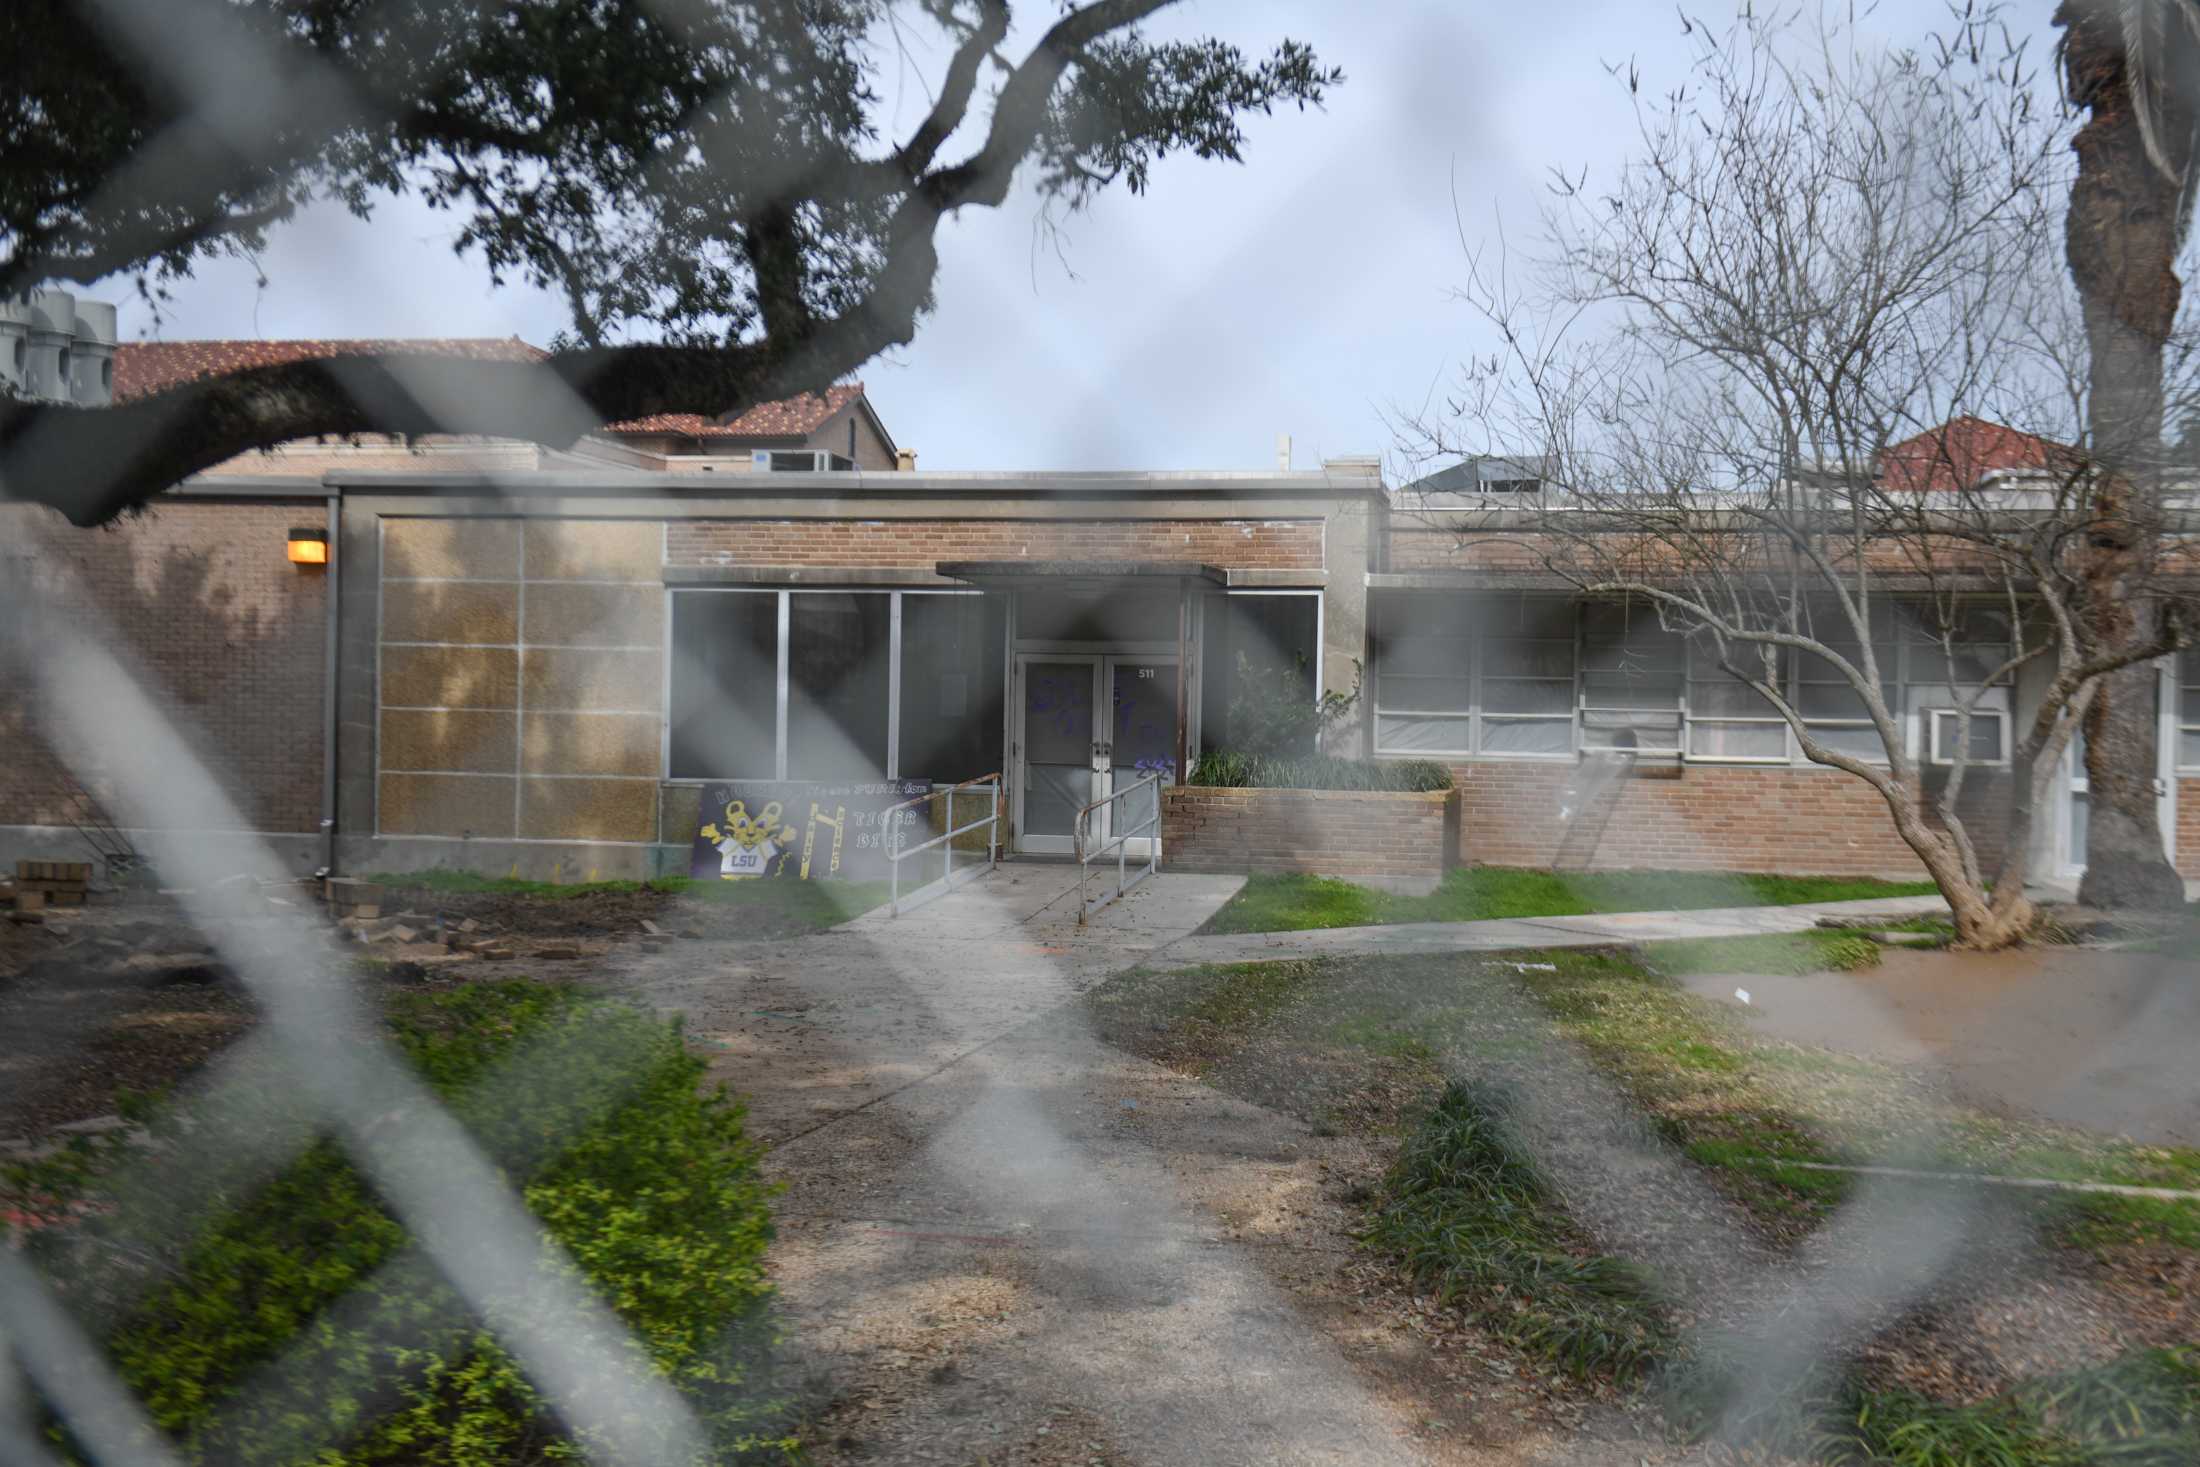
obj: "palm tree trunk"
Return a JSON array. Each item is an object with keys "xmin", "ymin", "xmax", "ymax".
[{"xmin": 2057, "ymin": 1, "xmax": 2189, "ymax": 909}]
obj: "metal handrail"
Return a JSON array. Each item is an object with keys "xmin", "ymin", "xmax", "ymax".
[
  {"xmin": 1073, "ymin": 770, "xmax": 1164, "ymax": 924},
  {"xmin": 887, "ymin": 773, "xmax": 1001, "ymax": 916}
]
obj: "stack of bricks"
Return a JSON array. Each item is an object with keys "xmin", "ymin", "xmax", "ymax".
[
  {"xmin": 326, "ymin": 877, "xmax": 385, "ymax": 921},
  {"xmin": 1160, "ymin": 787, "xmax": 1451, "ymax": 879},
  {"xmin": 13, "ymin": 859, "xmax": 91, "ymax": 915}
]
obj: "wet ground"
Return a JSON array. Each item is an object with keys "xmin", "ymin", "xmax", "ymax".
[{"xmin": 1679, "ymin": 947, "xmax": 2200, "ymax": 1147}]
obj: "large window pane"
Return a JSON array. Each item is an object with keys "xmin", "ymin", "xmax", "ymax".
[
  {"xmin": 1582, "ymin": 602, "xmax": 1683, "ymax": 717},
  {"xmin": 1689, "ymin": 721, "xmax": 1787, "ymax": 760},
  {"xmin": 786, "ymin": 593, "xmax": 890, "ymax": 781},
  {"xmin": 1375, "ymin": 713, "xmax": 1471, "ymax": 753},
  {"xmin": 1583, "ymin": 709, "xmax": 1682, "ymax": 752},
  {"xmin": 1201, "ymin": 593, "xmax": 1320, "ymax": 755},
  {"xmin": 669, "ymin": 591, "xmax": 778, "ymax": 779},
  {"xmin": 1480, "ymin": 678, "xmax": 1573, "ymax": 715},
  {"xmin": 1479, "ymin": 717, "xmax": 1573, "ymax": 755},
  {"xmin": 900, "ymin": 592, "xmax": 1007, "ymax": 783}
]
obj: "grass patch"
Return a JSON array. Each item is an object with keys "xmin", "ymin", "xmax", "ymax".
[
  {"xmin": 25, "ymin": 980, "xmax": 794, "ymax": 1465},
  {"xmin": 1200, "ymin": 866, "xmax": 1939, "ymax": 935},
  {"xmin": 367, "ymin": 869, "xmax": 890, "ymax": 934},
  {"xmin": 1364, "ymin": 1080, "xmax": 1674, "ymax": 1383}
]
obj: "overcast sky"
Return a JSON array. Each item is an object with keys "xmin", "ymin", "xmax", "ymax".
[{"xmin": 105, "ymin": 2, "xmax": 2062, "ymax": 476}]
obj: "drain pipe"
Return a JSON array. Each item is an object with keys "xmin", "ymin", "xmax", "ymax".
[{"xmin": 318, "ymin": 488, "xmax": 341, "ymax": 876}]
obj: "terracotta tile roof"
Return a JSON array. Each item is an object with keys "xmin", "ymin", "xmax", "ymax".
[
  {"xmin": 602, "ymin": 383, "xmax": 864, "ymax": 441},
  {"xmin": 111, "ymin": 337, "xmax": 549, "ymax": 402},
  {"xmin": 1879, "ymin": 416, "xmax": 2076, "ymax": 492}
]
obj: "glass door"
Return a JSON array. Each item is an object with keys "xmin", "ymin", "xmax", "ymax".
[
  {"xmin": 1016, "ymin": 656, "xmax": 1100, "ymax": 854},
  {"xmin": 1104, "ymin": 657, "xmax": 1179, "ymax": 853}
]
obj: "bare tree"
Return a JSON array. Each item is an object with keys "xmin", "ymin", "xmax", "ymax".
[{"xmin": 1400, "ymin": 4, "xmax": 2195, "ymax": 948}]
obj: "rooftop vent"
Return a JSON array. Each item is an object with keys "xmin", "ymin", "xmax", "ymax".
[
  {"xmin": 755, "ymin": 449, "xmax": 856, "ymax": 472},
  {"xmin": 0, "ymin": 288, "xmax": 117, "ymax": 406}
]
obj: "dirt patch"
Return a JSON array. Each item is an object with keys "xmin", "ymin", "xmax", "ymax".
[{"xmin": 0, "ymin": 898, "xmax": 253, "ymax": 1140}]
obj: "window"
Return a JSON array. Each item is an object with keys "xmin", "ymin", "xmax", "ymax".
[
  {"xmin": 1371, "ymin": 593, "xmax": 1573, "ymax": 757},
  {"xmin": 1200, "ymin": 592, "xmax": 1320, "ymax": 756},
  {"xmin": 1901, "ymin": 604, "xmax": 2013, "ymax": 768},
  {"xmin": 669, "ymin": 589, "xmax": 1005, "ymax": 784},
  {"xmin": 1686, "ymin": 643, "xmax": 1789, "ymax": 761},
  {"xmin": 899, "ymin": 592, "xmax": 1007, "ymax": 782},
  {"xmin": 1371, "ymin": 592, "xmax": 1477, "ymax": 755},
  {"xmin": 1793, "ymin": 604, "xmax": 1896, "ymax": 762},
  {"xmin": 1580, "ymin": 602, "xmax": 1683, "ymax": 753},
  {"xmin": 786, "ymin": 593, "xmax": 890, "ymax": 780},
  {"xmin": 2178, "ymin": 647, "xmax": 2200, "ymax": 771},
  {"xmin": 669, "ymin": 591, "xmax": 779, "ymax": 780}
]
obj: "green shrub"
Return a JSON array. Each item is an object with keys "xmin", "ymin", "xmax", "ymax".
[
  {"xmin": 51, "ymin": 981, "xmax": 791, "ymax": 1465},
  {"xmin": 1187, "ymin": 749, "xmax": 1452, "ymax": 792},
  {"xmin": 1363, "ymin": 1080, "xmax": 1673, "ymax": 1382}
]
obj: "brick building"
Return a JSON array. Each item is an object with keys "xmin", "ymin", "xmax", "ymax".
[{"xmin": 4, "ymin": 338, "xmax": 2195, "ymax": 883}]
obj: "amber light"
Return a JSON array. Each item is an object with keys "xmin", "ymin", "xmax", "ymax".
[{"xmin": 287, "ymin": 527, "xmax": 328, "ymax": 566}]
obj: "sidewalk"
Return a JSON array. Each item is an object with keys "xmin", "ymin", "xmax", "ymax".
[{"xmin": 1152, "ymin": 892, "xmax": 1953, "ymax": 968}]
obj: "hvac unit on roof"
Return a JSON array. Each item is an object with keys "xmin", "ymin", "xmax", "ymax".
[{"xmin": 754, "ymin": 449, "xmax": 856, "ymax": 472}]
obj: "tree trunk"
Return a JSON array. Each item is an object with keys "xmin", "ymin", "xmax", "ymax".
[
  {"xmin": 2058, "ymin": 2, "xmax": 2189, "ymax": 910},
  {"xmin": 1876, "ymin": 779, "xmax": 2030, "ymax": 950}
]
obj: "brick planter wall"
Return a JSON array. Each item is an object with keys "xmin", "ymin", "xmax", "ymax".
[{"xmin": 1161, "ymin": 786, "xmax": 1451, "ymax": 878}]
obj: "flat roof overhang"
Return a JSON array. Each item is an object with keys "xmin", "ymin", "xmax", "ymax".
[{"xmin": 936, "ymin": 560, "xmax": 1229, "ymax": 591}]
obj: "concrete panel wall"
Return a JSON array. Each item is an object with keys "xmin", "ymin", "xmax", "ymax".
[{"xmin": 375, "ymin": 515, "xmax": 665, "ymax": 848}]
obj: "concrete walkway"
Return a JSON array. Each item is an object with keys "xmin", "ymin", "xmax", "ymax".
[{"xmin": 1154, "ymin": 893, "xmax": 1953, "ymax": 969}]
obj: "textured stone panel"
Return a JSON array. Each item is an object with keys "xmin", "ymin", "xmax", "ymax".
[
  {"xmin": 522, "ymin": 647, "xmax": 661, "ymax": 711},
  {"xmin": 381, "ymin": 710, "xmax": 517, "ymax": 773},
  {"xmin": 381, "ymin": 581, "xmax": 517, "ymax": 645},
  {"xmin": 523, "ymin": 712, "xmax": 660, "ymax": 776},
  {"xmin": 379, "ymin": 773, "xmax": 516, "ymax": 838},
  {"xmin": 382, "ymin": 518, "xmax": 520, "ymax": 580},
  {"xmin": 660, "ymin": 783, "xmax": 705, "ymax": 844},
  {"xmin": 523, "ymin": 583, "xmax": 664, "ymax": 648},
  {"xmin": 520, "ymin": 777, "xmax": 657, "ymax": 842},
  {"xmin": 381, "ymin": 645, "xmax": 517, "ymax": 710},
  {"xmin": 523, "ymin": 520, "xmax": 661, "ymax": 581}
]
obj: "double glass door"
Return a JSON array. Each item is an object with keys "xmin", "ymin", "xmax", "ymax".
[{"xmin": 1015, "ymin": 654, "xmax": 1178, "ymax": 854}]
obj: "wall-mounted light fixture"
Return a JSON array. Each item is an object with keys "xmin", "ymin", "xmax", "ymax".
[{"xmin": 287, "ymin": 526, "xmax": 329, "ymax": 567}]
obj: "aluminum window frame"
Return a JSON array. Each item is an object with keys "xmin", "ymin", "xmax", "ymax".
[
  {"xmin": 667, "ymin": 586, "xmax": 965, "ymax": 785},
  {"xmin": 2174, "ymin": 647, "xmax": 2200, "ymax": 774}
]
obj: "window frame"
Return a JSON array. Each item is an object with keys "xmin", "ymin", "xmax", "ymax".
[
  {"xmin": 1370, "ymin": 593, "xmax": 1578, "ymax": 760},
  {"xmin": 665, "ymin": 587, "xmax": 991, "ymax": 784},
  {"xmin": 2175, "ymin": 647, "xmax": 2200, "ymax": 773}
]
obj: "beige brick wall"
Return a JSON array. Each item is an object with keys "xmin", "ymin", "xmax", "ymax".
[
  {"xmin": 1162, "ymin": 787, "xmax": 1450, "ymax": 878},
  {"xmin": 0, "ymin": 500, "xmax": 329, "ymax": 833},
  {"xmin": 667, "ymin": 518, "xmax": 1324, "ymax": 570},
  {"xmin": 376, "ymin": 516, "xmax": 665, "ymax": 843}
]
